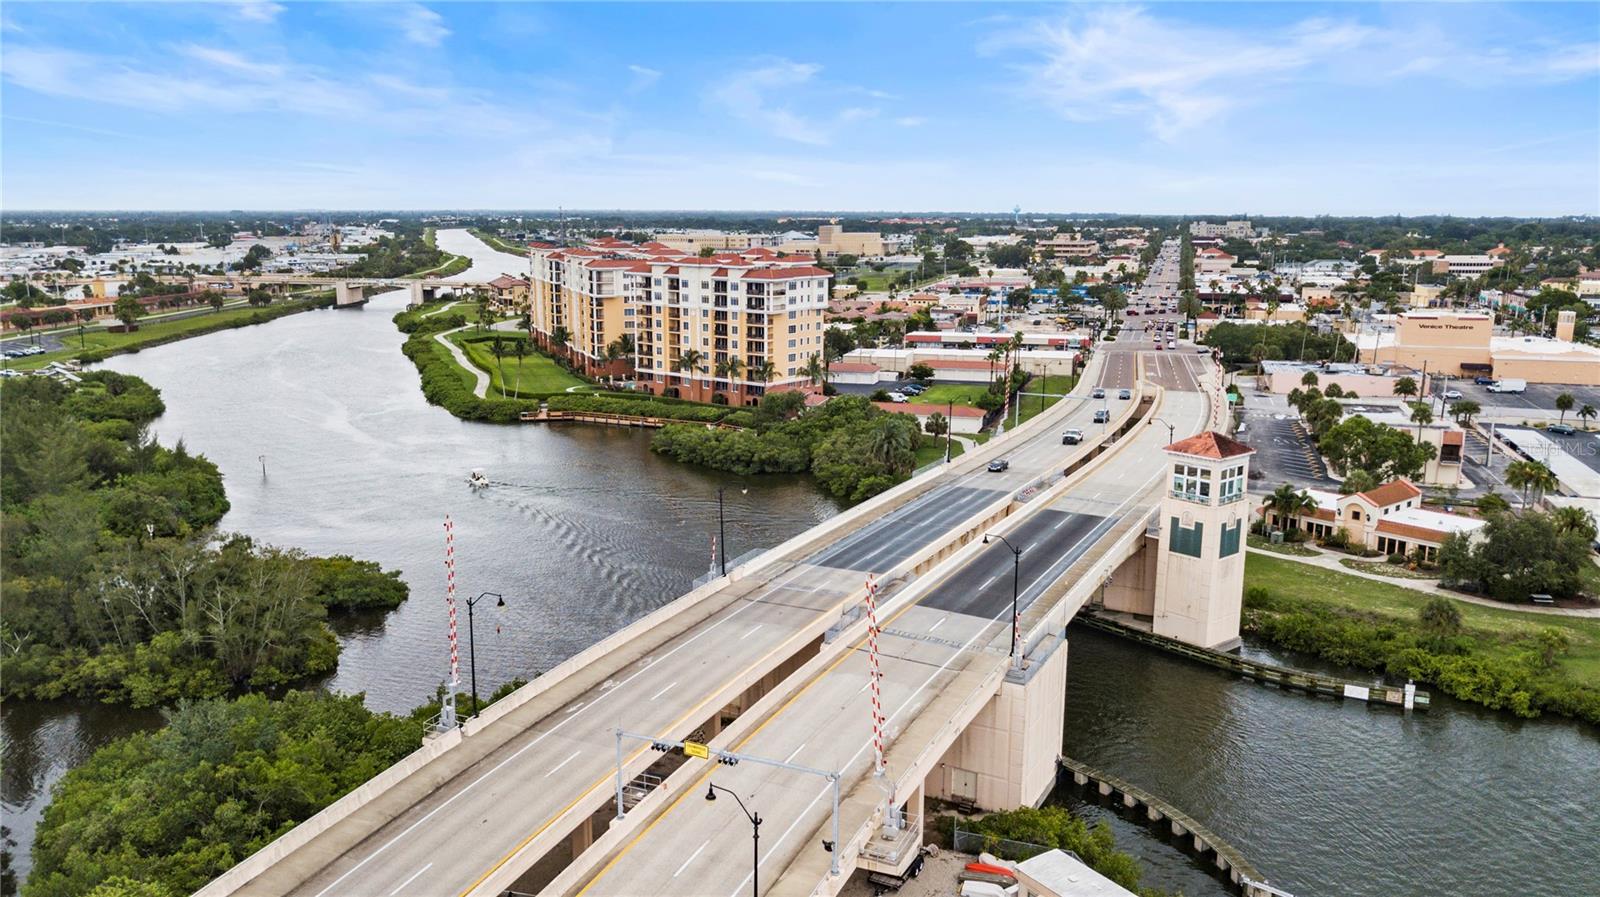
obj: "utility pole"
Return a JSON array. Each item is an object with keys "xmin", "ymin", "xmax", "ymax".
[
  {"xmin": 718, "ymin": 486, "xmax": 728, "ymax": 576},
  {"xmin": 945, "ymin": 399, "xmax": 953, "ymax": 463}
]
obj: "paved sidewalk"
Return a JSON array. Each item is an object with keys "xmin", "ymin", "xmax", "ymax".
[
  {"xmin": 434, "ymin": 324, "xmax": 490, "ymax": 398},
  {"xmin": 1246, "ymin": 545, "xmax": 1600, "ymax": 618}
]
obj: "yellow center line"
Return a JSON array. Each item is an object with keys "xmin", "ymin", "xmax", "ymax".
[
  {"xmin": 455, "ymin": 583, "xmax": 867, "ymax": 897},
  {"xmin": 574, "ymin": 592, "xmax": 930, "ymax": 895}
]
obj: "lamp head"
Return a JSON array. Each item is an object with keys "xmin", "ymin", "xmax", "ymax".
[
  {"xmin": 982, "ymin": 535, "xmax": 991, "ymax": 545},
  {"xmin": 705, "ymin": 784, "xmax": 716, "ymax": 802},
  {"xmin": 496, "ymin": 595, "xmax": 506, "ymax": 608}
]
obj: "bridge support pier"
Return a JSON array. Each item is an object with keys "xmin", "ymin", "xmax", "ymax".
[
  {"xmin": 924, "ymin": 632, "xmax": 1069, "ymax": 812},
  {"xmin": 334, "ymin": 283, "xmax": 368, "ymax": 308}
]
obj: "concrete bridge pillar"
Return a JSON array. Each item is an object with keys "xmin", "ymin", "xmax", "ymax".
[
  {"xmin": 334, "ymin": 282, "xmax": 367, "ymax": 307},
  {"xmin": 924, "ymin": 633, "xmax": 1069, "ymax": 811}
]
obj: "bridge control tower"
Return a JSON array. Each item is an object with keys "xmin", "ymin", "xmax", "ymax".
[{"xmin": 1151, "ymin": 432, "xmax": 1256, "ymax": 650}]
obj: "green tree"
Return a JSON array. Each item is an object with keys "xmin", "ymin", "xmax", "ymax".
[
  {"xmin": 1554, "ymin": 391, "xmax": 1575, "ymax": 426},
  {"xmin": 1262, "ymin": 483, "xmax": 1317, "ymax": 530},
  {"xmin": 1340, "ymin": 468, "xmax": 1379, "ymax": 495},
  {"xmin": 1393, "ymin": 376, "xmax": 1418, "ymax": 397},
  {"xmin": 924, "ymin": 411, "xmax": 948, "ymax": 437},
  {"xmin": 1317, "ymin": 416, "xmax": 1435, "ymax": 481},
  {"xmin": 204, "ymin": 290, "xmax": 225, "ymax": 313},
  {"xmin": 1578, "ymin": 403, "xmax": 1598, "ymax": 430},
  {"xmin": 1448, "ymin": 399, "xmax": 1481, "ymax": 425},
  {"xmin": 25, "ymin": 692, "xmax": 423, "ymax": 897},
  {"xmin": 803, "ymin": 353, "xmax": 827, "ymax": 388},
  {"xmin": 1476, "ymin": 490, "xmax": 1512, "ymax": 515},
  {"xmin": 906, "ymin": 362, "xmax": 935, "ymax": 382},
  {"xmin": 113, "ymin": 296, "xmax": 145, "ymax": 330},
  {"xmin": 1418, "ymin": 595, "xmax": 1463, "ymax": 641},
  {"xmin": 1505, "ymin": 459, "xmax": 1557, "ymax": 509},
  {"xmin": 490, "ymin": 336, "xmax": 508, "ymax": 397},
  {"xmin": 1301, "ymin": 370, "xmax": 1320, "ymax": 387},
  {"xmin": 1551, "ymin": 505, "xmax": 1597, "ymax": 542}
]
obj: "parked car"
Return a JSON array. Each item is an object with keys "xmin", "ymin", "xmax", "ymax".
[
  {"xmin": 887, "ymin": 392, "xmax": 908, "ymax": 403},
  {"xmin": 1093, "ymin": 409, "xmax": 1111, "ymax": 423},
  {"xmin": 1062, "ymin": 428, "xmax": 1084, "ymax": 445},
  {"xmin": 1118, "ymin": 389, "xmax": 1132, "ymax": 400},
  {"xmin": 1549, "ymin": 424, "xmax": 1577, "ymax": 436},
  {"xmin": 1091, "ymin": 387, "xmax": 1106, "ymax": 399},
  {"xmin": 1443, "ymin": 389, "xmax": 1462, "ymax": 400},
  {"xmin": 987, "ymin": 459, "xmax": 1010, "ymax": 472},
  {"xmin": 1474, "ymin": 376, "xmax": 1496, "ymax": 385},
  {"xmin": 901, "ymin": 383, "xmax": 925, "ymax": 395},
  {"xmin": 1167, "ymin": 340, "xmax": 1176, "ymax": 349}
]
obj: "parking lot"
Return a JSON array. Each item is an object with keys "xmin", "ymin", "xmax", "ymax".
[
  {"xmin": 1236, "ymin": 394, "xmax": 1335, "ymax": 491},
  {"xmin": 1436, "ymin": 380, "xmax": 1600, "ymax": 418}
]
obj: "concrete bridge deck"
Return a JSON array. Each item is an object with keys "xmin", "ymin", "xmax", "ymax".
[
  {"xmin": 559, "ymin": 369, "xmax": 1214, "ymax": 897},
  {"xmin": 199, "ymin": 347, "xmax": 1200, "ymax": 897}
]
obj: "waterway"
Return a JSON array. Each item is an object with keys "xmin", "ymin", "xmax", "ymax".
[{"xmin": 3, "ymin": 231, "xmax": 1594, "ymax": 895}]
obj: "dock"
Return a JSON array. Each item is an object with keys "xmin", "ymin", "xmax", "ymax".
[{"xmin": 1076, "ymin": 612, "xmax": 1428, "ymax": 710}]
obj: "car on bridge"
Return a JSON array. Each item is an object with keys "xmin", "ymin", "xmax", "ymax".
[
  {"xmin": 987, "ymin": 458, "xmax": 1010, "ymax": 472},
  {"xmin": 1061, "ymin": 428, "xmax": 1083, "ymax": 445},
  {"xmin": 1092, "ymin": 387, "xmax": 1106, "ymax": 399},
  {"xmin": 1118, "ymin": 389, "xmax": 1132, "ymax": 400},
  {"xmin": 1093, "ymin": 409, "xmax": 1110, "ymax": 423}
]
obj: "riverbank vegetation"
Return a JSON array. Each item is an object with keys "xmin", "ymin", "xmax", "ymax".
[
  {"xmin": 4, "ymin": 293, "xmax": 335, "ymax": 371},
  {"xmin": 336, "ymin": 229, "xmax": 456, "ymax": 279},
  {"xmin": 25, "ymin": 679, "xmax": 530, "ymax": 897},
  {"xmin": 1243, "ymin": 554, "xmax": 1600, "ymax": 724},
  {"xmin": 651, "ymin": 393, "xmax": 925, "ymax": 501},
  {"xmin": 945, "ymin": 807, "xmax": 1162, "ymax": 896},
  {"xmin": 0, "ymin": 373, "xmax": 408, "ymax": 706}
]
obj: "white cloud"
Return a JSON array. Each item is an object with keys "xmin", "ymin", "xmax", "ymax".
[
  {"xmin": 627, "ymin": 64, "xmax": 661, "ymax": 92},
  {"xmin": 177, "ymin": 44, "xmax": 285, "ymax": 78},
  {"xmin": 234, "ymin": 1, "xmax": 284, "ymax": 23},
  {"xmin": 708, "ymin": 58, "xmax": 827, "ymax": 144},
  {"xmin": 993, "ymin": 6, "xmax": 1375, "ymax": 141},
  {"xmin": 396, "ymin": 3, "xmax": 449, "ymax": 47},
  {"xmin": 894, "ymin": 116, "xmax": 926, "ymax": 127}
]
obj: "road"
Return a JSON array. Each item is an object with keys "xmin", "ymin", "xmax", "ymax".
[
  {"xmin": 237, "ymin": 355, "xmax": 1141, "ymax": 897},
  {"xmin": 573, "ymin": 360, "xmax": 1215, "ymax": 897}
]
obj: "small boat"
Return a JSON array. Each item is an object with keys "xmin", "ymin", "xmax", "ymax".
[{"xmin": 467, "ymin": 469, "xmax": 490, "ymax": 490}]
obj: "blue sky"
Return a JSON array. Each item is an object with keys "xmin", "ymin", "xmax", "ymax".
[{"xmin": 3, "ymin": 2, "xmax": 1597, "ymax": 214}]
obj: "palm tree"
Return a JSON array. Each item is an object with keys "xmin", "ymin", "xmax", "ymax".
[
  {"xmin": 1554, "ymin": 392, "xmax": 1575, "ymax": 426},
  {"xmin": 489, "ymin": 337, "xmax": 509, "ymax": 397},
  {"xmin": 750, "ymin": 359, "xmax": 776, "ymax": 391},
  {"xmin": 1301, "ymin": 370, "xmax": 1319, "ymax": 388},
  {"xmin": 1340, "ymin": 468, "xmax": 1379, "ymax": 495},
  {"xmin": 1552, "ymin": 506, "xmax": 1597, "ymax": 541},
  {"xmin": 714, "ymin": 357, "xmax": 744, "ymax": 402},
  {"xmin": 1393, "ymin": 376, "xmax": 1417, "ymax": 397},
  {"xmin": 1448, "ymin": 399, "xmax": 1481, "ymax": 426},
  {"xmin": 803, "ymin": 353, "xmax": 826, "ymax": 389},
  {"xmin": 513, "ymin": 338, "xmax": 527, "ymax": 378},
  {"xmin": 1578, "ymin": 404, "xmax": 1598, "ymax": 431},
  {"xmin": 867, "ymin": 418, "xmax": 914, "ymax": 474},
  {"xmin": 1505, "ymin": 459, "xmax": 1557, "ymax": 510},
  {"xmin": 1262, "ymin": 483, "xmax": 1317, "ymax": 532},
  {"xmin": 1409, "ymin": 400, "xmax": 1434, "ymax": 439}
]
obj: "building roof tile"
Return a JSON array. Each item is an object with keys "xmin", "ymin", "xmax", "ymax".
[{"xmin": 1165, "ymin": 431, "xmax": 1255, "ymax": 459}]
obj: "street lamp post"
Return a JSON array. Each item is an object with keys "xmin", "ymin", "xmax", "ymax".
[
  {"xmin": 1151, "ymin": 416, "xmax": 1176, "ymax": 445},
  {"xmin": 464, "ymin": 591, "xmax": 504, "ymax": 716},
  {"xmin": 706, "ymin": 783, "xmax": 761, "ymax": 897},
  {"xmin": 982, "ymin": 533, "xmax": 1024, "ymax": 668},
  {"xmin": 718, "ymin": 486, "xmax": 727, "ymax": 576}
]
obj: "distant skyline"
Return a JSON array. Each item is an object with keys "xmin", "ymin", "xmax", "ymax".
[{"xmin": 3, "ymin": 2, "xmax": 1597, "ymax": 215}]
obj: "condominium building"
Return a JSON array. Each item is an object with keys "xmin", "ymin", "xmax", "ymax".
[
  {"xmin": 1036, "ymin": 233, "xmax": 1100, "ymax": 260},
  {"xmin": 1189, "ymin": 220, "xmax": 1260, "ymax": 239},
  {"xmin": 526, "ymin": 240, "xmax": 833, "ymax": 403}
]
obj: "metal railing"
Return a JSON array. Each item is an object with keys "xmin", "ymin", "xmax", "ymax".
[{"xmin": 861, "ymin": 812, "xmax": 922, "ymax": 865}]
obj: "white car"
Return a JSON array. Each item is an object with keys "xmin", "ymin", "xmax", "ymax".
[
  {"xmin": 1443, "ymin": 389, "xmax": 1462, "ymax": 400},
  {"xmin": 887, "ymin": 392, "xmax": 909, "ymax": 403}
]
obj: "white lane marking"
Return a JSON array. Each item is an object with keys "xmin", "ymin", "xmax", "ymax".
[
  {"xmin": 928, "ymin": 616, "xmax": 947, "ymax": 633},
  {"xmin": 651, "ymin": 681, "xmax": 679, "ymax": 701},
  {"xmin": 742, "ymin": 624, "xmax": 763, "ymax": 641},
  {"xmin": 566, "ymin": 702, "xmax": 586, "ymax": 714},
  {"xmin": 387, "ymin": 863, "xmax": 432, "ymax": 896},
  {"xmin": 312, "ymin": 386, "xmax": 1121, "ymax": 895},
  {"xmin": 723, "ymin": 494, "xmax": 1149, "ymax": 897},
  {"xmin": 674, "ymin": 839, "xmax": 710, "ymax": 878},
  {"xmin": 783, "ymin": 740, "xmax": 809, "ymax": 764},
  {"xmin": 544, "ymin": 751, "xmax": 580, "ymax": 778},
  {"xmin": 980, "ymin": 575, "xmax": 998, "ymax": 590},
  {"xmin": 1053, "ymin": 516, "xmax": 1070, "ymax": 530}
]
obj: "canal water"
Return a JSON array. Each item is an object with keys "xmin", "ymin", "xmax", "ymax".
[{"xmin": 3, "ymin": 231, "xmax": 1594, "ymax": 894}]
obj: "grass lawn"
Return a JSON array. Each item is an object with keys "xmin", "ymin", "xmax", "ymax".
[
  {"xmin": 5, "ymin": 299, "xmax": 323, "ymax": 371},
  {"xmin": 1246, "ymin": 534, "xmax": 1321, "ymax": 557},
  {"xmin": 913, "ymin": 437, "xmax": 966, "ymax": 468},
  {"xmin": 470, "ymin": 229, "xmax": 530, "ymax": 257},
  {"xmin": 1245, "ymin": 552, "xmax": 1600, "ymax": 685},
  {"xmin": 1014, "ymin": 373, "xmax": 1079, "ymax": 427},
  {"xmin": 449, "ymin": 332, "xmax": 586, "ymax": 396},
  {"xmin": 840, "ymin": 268, "xmax": 934, "ymax": 293},
  {"xmin": 917, "ymin": 383, "xmax": 991, "ymax": 407}
]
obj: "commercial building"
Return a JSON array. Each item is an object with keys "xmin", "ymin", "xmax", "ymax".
[
  {"xmin": 1189, "ymin": 220, "xmax": 1259, "ymax": 239},
  {"xmin": 1259, "ymin": 479, "xmax": 1484, "ymax": 561},
  {"xmin": 1359, "ymin": 311, "xmax": 1600, "ymax": 385},
  {"xmin": 526, "ymin": 240, "xmax": 832, "ymax": 402},
  {"xmin": 1037, "ymin": 234, "xmax": 1100, "ymax": 259},
  {"xmin": 1256, "ymin": 361, "xmax": 1429, "ymax": 399},
  {"xmin": 1434, "ymin": 255, "xmax": 1503, "ymax": 278}
]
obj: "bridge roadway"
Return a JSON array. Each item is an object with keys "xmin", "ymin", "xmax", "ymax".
[
  {"xmin": 213, "ymin": 355, "xmax": 1143, "ymax": 897},
  {"xmin": 565, "ymin": 354, "xmax": 1214, "ymax": 897}
]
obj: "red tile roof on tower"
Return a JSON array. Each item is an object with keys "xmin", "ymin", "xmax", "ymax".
[{"xmin": 1165, "ymin": 431, "xmax": 1255, "ymax": 459}]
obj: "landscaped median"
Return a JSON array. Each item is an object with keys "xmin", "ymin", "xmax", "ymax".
[{"xmin": 1243, "ymin": 553, "xmax": 1600, "ymax": 724}]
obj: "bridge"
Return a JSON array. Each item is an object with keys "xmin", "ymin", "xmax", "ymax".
[
  {"xmin": 198, "ymin": 331, "xmax": 1271, "ymax": 897},
  {"xmin": 187, "ymin": 274, "xmax": 496, "ymax": 308}
]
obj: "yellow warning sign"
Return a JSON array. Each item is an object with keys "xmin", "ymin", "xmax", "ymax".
[{"xmin": 683, "ymin": 741, "xmax": 710, "ymax": 760}]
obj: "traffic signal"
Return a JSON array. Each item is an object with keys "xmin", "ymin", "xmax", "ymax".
[
  {"xmin": 716, "ymin": 754, "xmax": 739, "ymax": 766},
  {"xmin": 650, "ymin": 741, "xmax": 673, "ymax": 752}
]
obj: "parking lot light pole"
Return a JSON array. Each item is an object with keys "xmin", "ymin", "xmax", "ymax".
[{"xmin": 982, "ymin": 533, "xmax": 1024, "ymax": 668}]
